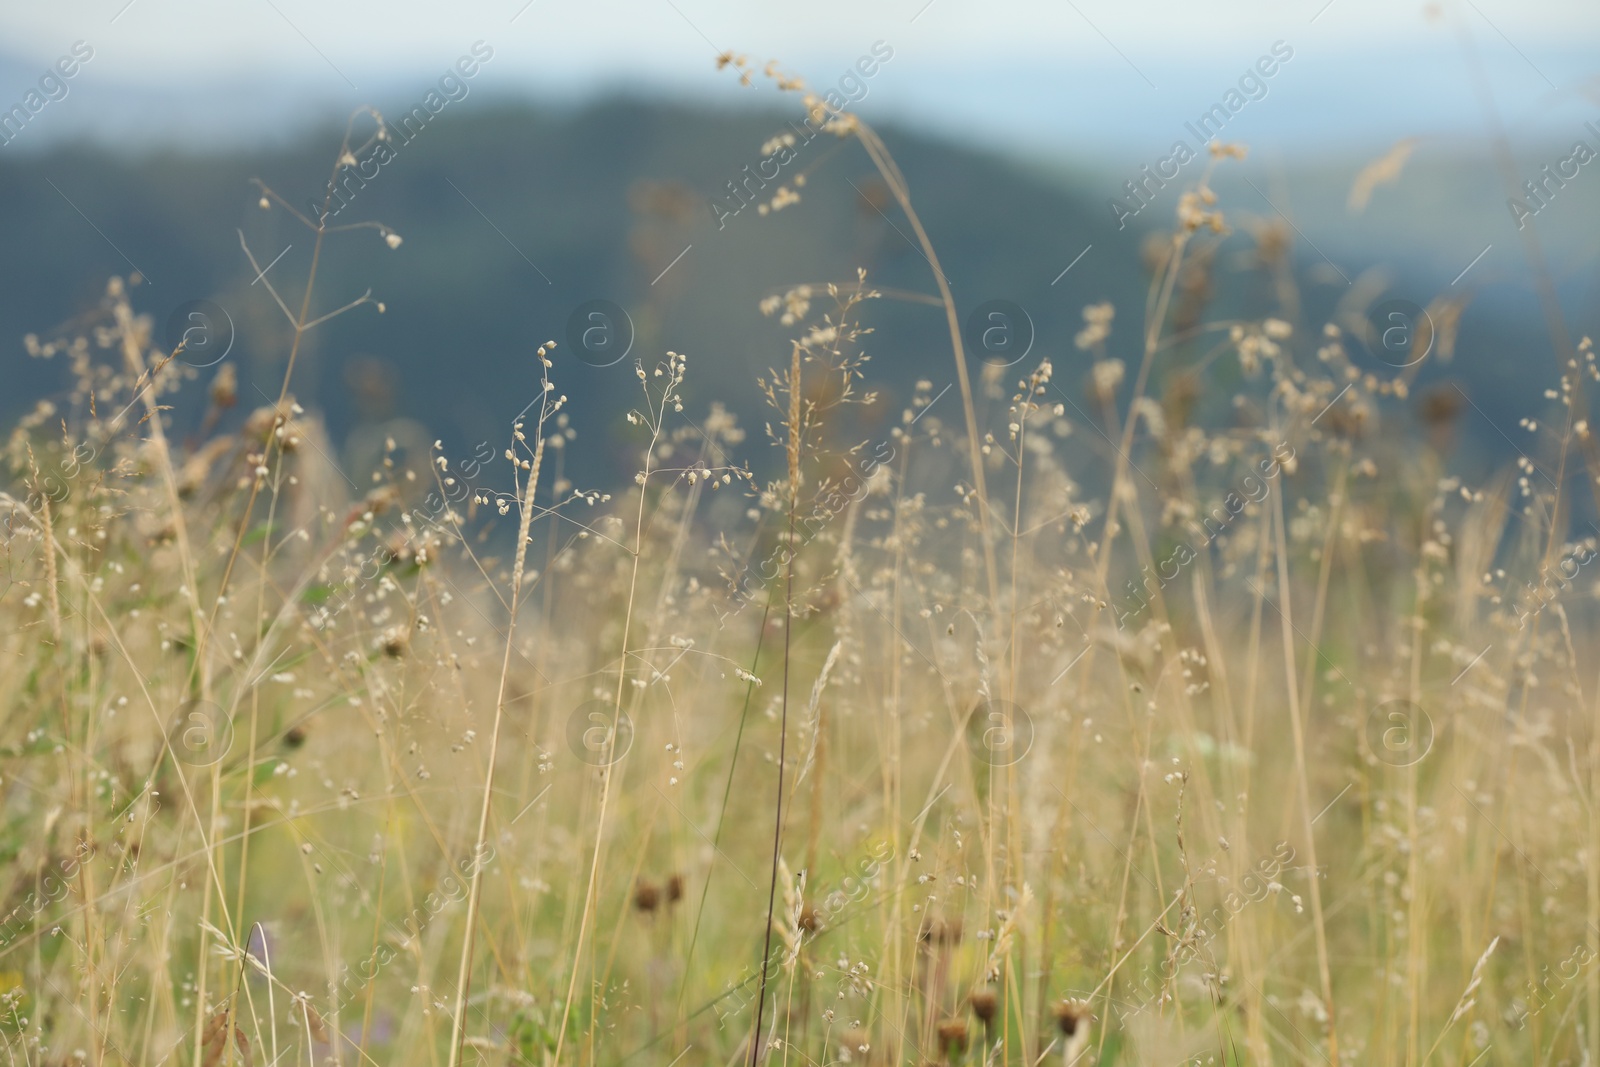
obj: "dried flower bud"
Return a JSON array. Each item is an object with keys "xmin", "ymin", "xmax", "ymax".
[
  {"xmin": 1053, "ymin": 999, "xmax": 1089, "ymax": 1037},
  {"xmin": 936, "ymin": 1018, "xmax": 968, "ymax": 1054}
]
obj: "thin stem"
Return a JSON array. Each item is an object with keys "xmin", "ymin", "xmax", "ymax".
[
  {"xmin": 447, "ymin": 401, "xmax": 548, "ymax": 1067},
  {"xmin": 750, "ymin": 343, "xmax": 804, "ymax": 1066}
]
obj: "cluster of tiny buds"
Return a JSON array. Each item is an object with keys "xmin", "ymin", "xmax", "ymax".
[
  {"xmin": 1009, "ymin": 359, "xmax": 1056, "ymax": 439},
  {"xmin": 1177, "ymin": 186, "xmax": 1226, "ymax": 233},
  {"xmin": 685, "ymin": 468, "xmax": 735, "ymax": 487}
]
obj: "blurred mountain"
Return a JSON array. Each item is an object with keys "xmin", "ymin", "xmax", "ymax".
[{"xmin": 0, "ymin": 96, "xmax": 1595, "ymax": 488}]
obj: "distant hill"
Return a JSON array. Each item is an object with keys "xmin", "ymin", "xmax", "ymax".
[{"xmin": 0, "ymin": 97, "xmax": 1593, "ymax": 488}]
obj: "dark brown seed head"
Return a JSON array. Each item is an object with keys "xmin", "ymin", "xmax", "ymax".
[
  {"xmin": 665, "ymin": 873, "xmax": 684, "ymax": 903},
  {"xmin": 1052, "ymin": 999, "xmax": 1088, "ymax": 1037},
  {"xmin": 968, "ymin": 987, "xmax": 998, "ymax": 1024},
  {"xmin": 936, "ymin": 1018, "xmax": 968, "ymax": 1054},
  {"xmin": 284, "ymin": 725, "xmax": 307, "ymax": 749},
  {"xmin": 633, "ymin": 879, "xmax": 660, "ymax": 913}
]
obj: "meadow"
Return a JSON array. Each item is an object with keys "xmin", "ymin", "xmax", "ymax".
[{"xmin": 1, "ymin": 61, "xmax": 1596, "ymax": 1067}]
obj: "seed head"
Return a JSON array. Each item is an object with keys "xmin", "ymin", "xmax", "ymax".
[
  {"xmin": 381, "ymin": 628, "xmax": 409, "ymax": 658},
  {"xmin": 936, "ymin": 1018, "xmax": 968, "ymax": 1055},
  {"xmin": 1052, "ymin": 999, "xmax": 1089, "ymax": 1037},
  {"xmin": 968, "ymin": 987, "xmax": 998, "ymax": 1024}
]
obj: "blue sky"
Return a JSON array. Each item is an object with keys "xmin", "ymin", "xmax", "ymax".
[{"xmin": 0, "ymin": 0, "xmax": 1595, "ymax": 160}]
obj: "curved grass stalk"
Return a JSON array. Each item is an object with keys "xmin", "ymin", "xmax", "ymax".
[{"xmin": 446, "ymin": 353, "xmax": 555, "ymax": 1067}]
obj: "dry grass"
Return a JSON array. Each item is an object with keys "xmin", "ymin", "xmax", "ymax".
[{"xmin": 1, "ymin": 70, "xmax": 1598, "ymax": 1067}]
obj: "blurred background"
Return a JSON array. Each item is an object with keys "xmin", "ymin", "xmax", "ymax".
[{"xmin": 2, "ymin": 0, "xmax": 1597, "ymax": 484}]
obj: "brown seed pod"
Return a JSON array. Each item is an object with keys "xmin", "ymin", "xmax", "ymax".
[
  {"xmin": 936, "ymin": 1018, "xmax": 969, "ymax": 1055},
  {"xmin": 381, "ymin": 627, "xmax": 409, "ymax": 658},
  {"xmin": 968, "ymin": 987, "xmax": 998, "ymax": 1024},
  {"xmin": 292, "ymin": 998, "xmax": 329, "ymax": 1043},
  {"xmin": 1052, "ymin": 998, "xmax": 1089, "ymax": 1037},
  {"xmin": 633, "ymin": 879, "xmax": 660, "ymax": 913},
  {"xmin": 200, "ymin": 1009, "xmax": 229, "ymax": 1067}
]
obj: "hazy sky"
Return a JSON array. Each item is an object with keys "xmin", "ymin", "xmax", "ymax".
[
  {"xmin": 2, "ymin": 0, "xmax": 1596, "ymax": 156},
  {"xmin": 4, "ymin": 0, "xmax": 1595, "ymax": 74}
]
